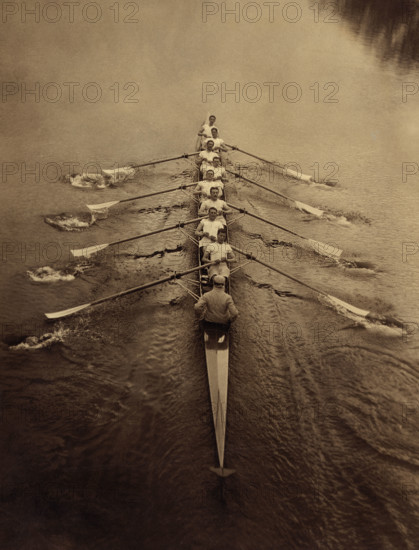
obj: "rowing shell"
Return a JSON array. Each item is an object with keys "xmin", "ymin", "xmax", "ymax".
[{"xmin": 195, "ymin": 122, "xmax": 235, "ymax": 477}]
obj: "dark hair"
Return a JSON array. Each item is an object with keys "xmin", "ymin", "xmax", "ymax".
[
  {"xmin": 209, "ymin": 186, "xmax": 219, "ymax": 193},
  {"xmin": 217, "ymin": 228, "xmax": 227, "ymax": 235},
  {"xmin": 208, "ymin": 207, "xmax": 217, "ymax": 213}
]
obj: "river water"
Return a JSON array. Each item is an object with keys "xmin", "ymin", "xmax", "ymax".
[{"xmin": 1, "ymin": 1, "xmax": 419, "ymax": 549}]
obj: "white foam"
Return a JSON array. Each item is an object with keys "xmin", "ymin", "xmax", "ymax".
[
  {"xmin": 27, "ymin": 266, "xmax": 75, "ymax": 283},
  {"xmin": 10, "ymin": 327, "xmax": 70, "ymax": 350},
  {"xmin": 45, "ymin": 215, "xmax": 92, "ymax": 231}
]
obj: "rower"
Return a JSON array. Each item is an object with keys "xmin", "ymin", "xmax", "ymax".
[
  {"xmin": 198, "ymin": 140, "xmax": 218, "ymax": 174},
  {"xmin": 202, "ymin": 228, "xmax": 236, "ymax": 285},
  {"xmin": 212, "ymin": 156, "xmax": 228, "ymax": 183},
  {"xmin": 204, "ymin": 127, "xmax": 227, "ymax": 153},
  {"xmin": 195, "ymin": 207, "xmax": 225, "ymax": 254},
  {"xmin": 193, "ymin": 169, "xmax": 224, "ymax": 201},
  {"xmin": 199, "ymin": 187, "xmax": 231, "ymax": 224},
  {"xmin": 194, "ymin": 275, "xmax": 238, "ymax": 325},
  {"xmin": 198, "ymin": 115, "xmax": 217, "ymax": 139}
]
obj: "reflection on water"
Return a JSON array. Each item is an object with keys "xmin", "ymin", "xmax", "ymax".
[{"xmin": 329, "ymin": 0, "xmax": 419, "ymax": 68}]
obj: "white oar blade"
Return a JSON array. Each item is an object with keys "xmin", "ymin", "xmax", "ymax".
[
  {"xmin": 45, "ymin": 302, "xmax": 91, "ymax": 320},
  {"xmin": 307, "ymin": 239, "xmax": 343, "ymax": 260},
  {"xmin": 86, "ymin": 200, "xmax": 119, "ymax": 212},
  {"xmin": 285, "ymin": 169, "xmax": 313, "ymax": 183},
  {"xmin": 294, "ymin": 200, "xmax": 324, "ymax": 218},
  {"xmin": 325, "ymin": 295, "xmax": 370, "ymax": 318},
  {"xmin": 71, "ymin": 243, "xmax": 109, "ymax": 258}
]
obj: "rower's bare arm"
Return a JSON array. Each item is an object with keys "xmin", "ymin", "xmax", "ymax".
[
  {"xmin": 227, "ymin": 251, "xmax": 236, "ymax": 263},
  {"xmin": 193, "ymin": 184, "xmax": 202, "ymax": 196},
  {"xmin": 198, "ymin": 204, "xmax": 207, "ymax": 217},
  {"xmin": 202, "ymin": 250, "xmax": 210, "ymax": 263},
  {"xmin": 195, "ymin": 221, "xmax": 204, "ymax": 236}
]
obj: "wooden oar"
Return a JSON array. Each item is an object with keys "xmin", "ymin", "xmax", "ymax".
[
  {"xmin": 131, "ymin": 151, "xmax": 199, "ymax": 169},
  {"xmin": 71, "ymin": 216, "xmax": 202, "ymax": 258},
  {"xmin": 231, "ymin": 245, "xmax": 404, "ymax": 328},
  {"xmin": 86, "ymin": 182, "xmax": 197, "ymax": 212},
  {"xmin": 226, "ymin": 143, "xmax": 313, "ymax": 182},
  {"xmin": 227, "ymin": 170, "xmax": 324, "ymax": 217},
  {"xmin": 227, "ymin": 203, "xmax": 342, "ymax": 260},
  {"xmin": 45, "ymin": 261, "xmax": 217, "ymax": 320}
]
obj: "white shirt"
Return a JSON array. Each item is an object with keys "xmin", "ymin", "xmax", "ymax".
[
  {"xmin": 205, "ymin": 242, "xmax": 232, "ymax": 263},
  {"xmin": 199, "ymin": 150, "xmax": 217, "ymax": 163},
  {"xmin": 212, "ymin": 166, "xmax": 226, "ymax": 180},
  {"xmin": 200, "ymin": 198, "xmax": 228, "ymax": 223},
  {"xmin": 196, "ymin": 180, "xmax": 224, "ymax": 199},
  {"xmin": 198, "ymin": 218, "xmax": 225, "ymax": 247},
  {"xmin": 204, "ymin": 137, "xmax": 225, "ymax": 150},
  {"xmin": 201, "ymin": 123, "xmax": 217, "ymax": 138}
]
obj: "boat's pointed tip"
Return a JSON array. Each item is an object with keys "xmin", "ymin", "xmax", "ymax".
[{"xmin": 209, "ymin": 467, "xmax": 236, "ymax": 478}]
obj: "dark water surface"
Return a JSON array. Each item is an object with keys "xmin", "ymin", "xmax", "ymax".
[{"xmin": 1, "ymin": 1, "xmax": 419, "ymax": 548}]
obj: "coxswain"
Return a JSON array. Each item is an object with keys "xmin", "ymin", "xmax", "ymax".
[
  {"xmin": 195, "ymin": 207, "xmax": 225, "ymax": 252},
  {"xmin": 212, "ymin": 156, "xmax": 228, "ymax": 183},
  {"xmin": 198, "ymin": 115, "xmax": 217, "ymax": 139},
  {"xmin": 194, "ymin": 275, "xmax": 238, "ymax": 325},
  {"xmin": 202, "ymin": 227, "xmax": 236, "ymax": 283},
  {"xmin": 199, "ymin": 187, "xmax": 231, "ymax": 223},
  {"xmin": 193, "ymin": 169, "xmax": 224, "ymax": 201}
]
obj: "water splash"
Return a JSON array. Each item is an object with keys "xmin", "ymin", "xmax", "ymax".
[
  {"xmin": 10, "ymin": 326, "xmax": 70, "ymax": 351},
  {"xmin": 61, "ymin": 166, "xmax": 137, "ymax": 188},
  {"xmin": 44, "ymin": 212, "xmax": 96, "ymax": 231},
  {"xmin": 27, "ymin": 264, "xmax": 91, "ymax": 283}
]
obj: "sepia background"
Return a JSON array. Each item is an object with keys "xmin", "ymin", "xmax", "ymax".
[{"xmin": 1, "ymin": 1, "xmax": 419, "ymax": 548}]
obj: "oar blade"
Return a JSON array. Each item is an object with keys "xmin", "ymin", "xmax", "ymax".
[
  {"xmin": 285, "ymin": 168, "xmax": 313, "ymax": 183},
  {"xmin": 307, "ymin": 239, "xmax": 343, "ymax": 260},
  {"xmin": 324, "ymin": 295, "xmax": 370, "ymax": 318},
  {"xmin": 86, "ymin": 200, "xmax": 120, "ymax": 212},
  {"xmin": 71, "ymin": 243, "xmax": 109, "ymax": 258},
  {"xmin": 294, "ymin": 200, "xmax": 324, "ymax": 218},
  {"xmin": 45, "ymin": 302, "xmax": 91, "ymax": 320}
]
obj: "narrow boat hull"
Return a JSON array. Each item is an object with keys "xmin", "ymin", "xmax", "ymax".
[
  {"xmin": 203, "ymin": 322, "xmax": 230, "ymax": 472},
  {"xmin": 195, "ymin": 120, "xmax": 234, "ymax": 476}
]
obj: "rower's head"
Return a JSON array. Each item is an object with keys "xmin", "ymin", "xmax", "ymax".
[
  {"xmin": 205, "ymin": 169, "xmax": 214, "ymax": 180},
  {"xmin": 206, "ymin": 139, "xmax": 214, "ymax": 151},
  {"xmin": 210, "ymin": 187, "xmax": 219, "ymax": 200},
  {"xmin": 217, "ymin": 228, "xmax": 227, "ymax": 243},
  {"xmin": 213, "ymin": 275, "xmax": 225, "ymax": 288},
  {"xmin": 213, "ymin": 156, "xmax": 221, "ymax": 167},
  {"xmin": 209, "ymin": 115, "xmax": 216, "ymax": 125},
  {"xmin": 211, "ymin": 127, "xmax": 219, "ymax": 137},
  {"xmin": 208, "ymin": 207, "xmax": 217, "ymax": 220}
]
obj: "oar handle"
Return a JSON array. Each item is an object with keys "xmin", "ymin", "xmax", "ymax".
[
  {"xmin": 119, "ymin": 182, "xmax": 197, "ymax": 204},
  {"xmin": 227, "ymin": 202, "xmax": 301, "ymax": 239},
  {"xmin": 132, "ymin": 152, "xmax": 199, "ymax": 169},
  {"xmin": 105, "ymin": 216, "xmax": 203, "ymax": 248},
  {"xmin": 227, "ymin": 170, "xmax": 292, "ymax": 203},
  {"xmin": 86, "ymin": 261, "xmax": 218, "ymax": 308},
  {"xmin": 230, "ymin": 244, "xmax": 327, "ymax": 298},
  {"xmin": 225, "ymin": 143, "xmax": 285, "ymax": 169}
]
